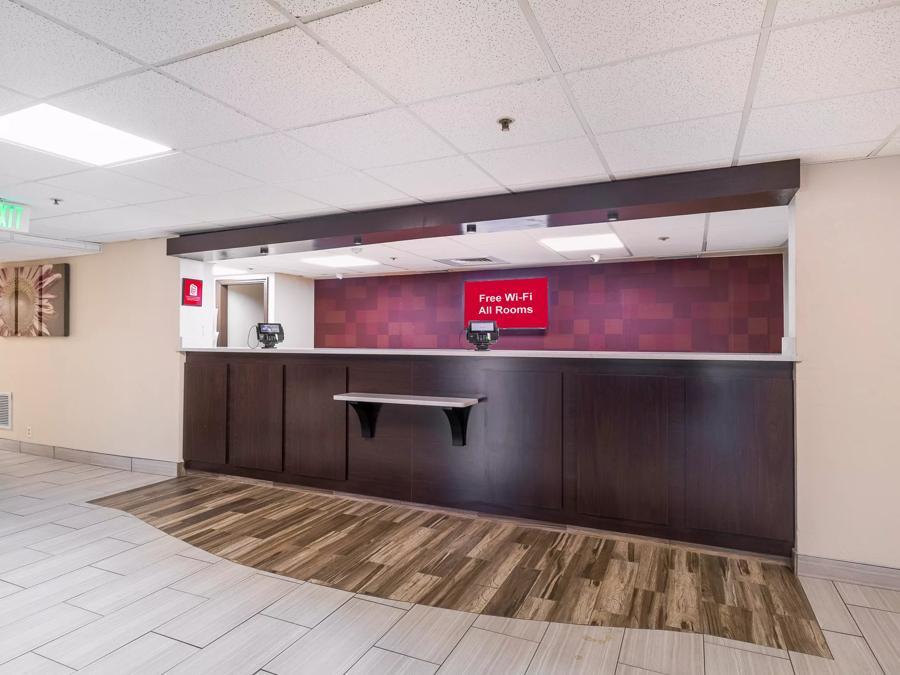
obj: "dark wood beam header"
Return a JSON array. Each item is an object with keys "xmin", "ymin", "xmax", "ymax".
[{"xmin": 166, "ymin": 159, "xmax": 800, "ymax": 260}]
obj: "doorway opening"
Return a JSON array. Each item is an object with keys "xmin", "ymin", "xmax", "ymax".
[{"xmin": 216, "ymin": 278, "xmax": 268, "ymax": 348}]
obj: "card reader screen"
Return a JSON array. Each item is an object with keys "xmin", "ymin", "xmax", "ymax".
[
  {"xmin": 258, "ymin": 324, "xmax": 281, "ymax": 334},
  {"xmin": 469, "ymin": 321, "xmax": 496, "ymax": 332}
]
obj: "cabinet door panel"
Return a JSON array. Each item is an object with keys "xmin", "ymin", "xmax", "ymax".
[
  {"xmin": 285, "ymin": 363, "xmax": 347, "ymax": 480},
  {"xmin": 484, "ymin": 369, "xmax": 562, "ymax": 511},
  {"xmin": 346, "ymin": 361, "xmax": 413, "ymax": 500},
  {"xmin": 184, "ymin": 362, "xmax": 227, "ymax": 464},
  {"xmin": 570, "ymin": 374, "xmax": 683, "ymax": 526},
  {"xmin": 228, "ymin": 362, "xmax": 284, "ymax": 472},
  {"xmin": 685, "ymin": 376, "xmax": 794, "ymax": 542},
  {"xmin": 411, "ymin": 359, "xmax": 487, "ymax": 507}
]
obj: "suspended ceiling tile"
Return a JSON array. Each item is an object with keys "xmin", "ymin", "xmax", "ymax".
[
  {"xmin": 0, "ymin": 171, "xmax": 21, "ymax": 186},
  {"xmin": 53, "ymin": 72, "xmax": 269, "ymax": 150},
  {"xmin": 614, "ymin": 159, "xmax": 734, "ymax": 181},
  {"xmin": 367, "ymin": 156, "xmax": 503, "ymax": 202},
  {"xmin": 567, "ymin": 36, "xmax": 757, "ymax": 134},
  {"xmin": 204, "ymin": 215, "xmax": 280, "ymax": 229},
  {"xmin": 614, "ymin": 214, "xmax": 707, "ymax": 258},
  {"xmin": 290, "ymin": 108, "xmax": 455, "ymax": 169},
  {"xmin": 114, "ymin": 154, "xmax": 260, "ymax": 195},
  {"xmin": 309, "ymin": 0, "xmax": 552, "ymax": 102},
  {"xmin": 0, "ymin": 142, "xmax": 88, "ymax": 182},
  {"xmin": 219, "ymin": 185, "xmax": 333, "ymax": 218},
  {"xmin": 410, "ymin": 78, "xmax": 584, "ymax": 154},
  {"xmin": 190, "ymin": 133, "xmax": 347, "ymax": 183},
  {"xmin": 87, "ymin": 228, "xmax": 171, "ymax": 243},
  {"xmin": 164, "ymin": 28, "xmax": 392, "ymax": 129},
  {"xmin": 773, "ymin": 0, "xmax": 890, "ymax": 25},
  {"xmin": 285, "ymin": 171, "xmax": 416, "ymax": 210},
  {"xmin": 385, "ymin": 237, "xmax": 480, "ymax": 260},
  {"xmin": 342, "ymin": 244, "xmax": 449, "ymax": 271},
  {"xmin": 597, "ymin": 113, "xmax": 741, "ymax": 177},
  {"xmin": 0, "ymin": 181, "xmax": 120, "ymax": 219},
  {"xmin": 739, "ymin": 140, "xmax": 880, "ymax": 165},
  {"xmin": 450, "ymin": 230, "xmax": 567, "ymax": 265},
  {"xmin": 29, "ymin": 205, "xmax": 184, "ymax": 239},
  {"xmin": 755, "ymin": 6, "xmax": 900, "ymax": 107},
  {"xmin": 0, "ymin": 1, "xmax": 137, "ymax": 98},
  {"xmin": 706, "ymin": 206, "xmax": 789, "ymax": 252},
  {"xmin": 23, "ymin": 0, "xmax": 289, "ymax": 63},
  {"xmin": 277, "ymin": 0, "xmax": 363, "ymax": 20},
  {"xmin": 0, "ymin": 236, "xmax": 99, "ymax": 263},
  {"xmin": 529, "ymin": 0, "xmax": 765, "ymax": 70},
  {"xmin": 878, "ymin": 136, "xmax": 900, "ymax": 156},
  {"xmin": 42, "ymin": 169, "xmax": 187, "ymax": 205},
  {"xmin": 0, "ymin": 87, "xmax": 33, "ymax": 115},
  {"xmin": 144, "ymin": 194, "xmax": 261, "ymax": 224},
  {"xmin": 470, "ymin": 137, "xmax": 607, "ymax": 190},
  {"xmin": 742, "ymin": 89, "xmax": 900, "ymax": 156}
]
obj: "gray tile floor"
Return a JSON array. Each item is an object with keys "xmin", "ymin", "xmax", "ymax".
[{"xmin": 0, "ymin": 449, "xmax": 897, "ymax": 674}]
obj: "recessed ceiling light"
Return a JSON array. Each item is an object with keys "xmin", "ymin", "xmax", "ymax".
[
  {"xmin": 540, "ymin": 232, "xmax": 625, "ymax": 252},
  {"xmin": 301, "ymin": 255, "xmax": 379, "ymax": 268},
  {"xmin": 0, "ymin": 104, "xmax": 171, "ymax": 166}
]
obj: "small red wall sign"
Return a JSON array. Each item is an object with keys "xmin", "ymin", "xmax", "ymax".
[
  {"xmin": 464, "ymin": 277, "xmax": 549, "ymax": 330},
  {"xmin": 182, "ymin": 278, "xmax": 203, "ymax": 307}
]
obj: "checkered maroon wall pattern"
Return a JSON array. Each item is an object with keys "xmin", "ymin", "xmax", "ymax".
[{"xmin": 314, "ymin": 254, "xmax": 784, "ymax": 353}]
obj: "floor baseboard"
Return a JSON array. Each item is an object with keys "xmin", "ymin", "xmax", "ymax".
[
  {"xmin": 797, "ymin": 553, "xmax": 900, "ymax": 590},
  {"xmin": 1, "ymin": 439, "xmax": 182, "ymax": 478}
]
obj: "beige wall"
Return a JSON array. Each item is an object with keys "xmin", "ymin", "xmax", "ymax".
[
  {"xmin": 0, "ymin": 238, "xmax": 183, "ymax": 462},
  {"xmin": 272, "ymin": 273, "xmax": 315, "ymax": 349},
  {"xmin": 795, "ymin": 156, "xmax": 900, "ymax": 569}
]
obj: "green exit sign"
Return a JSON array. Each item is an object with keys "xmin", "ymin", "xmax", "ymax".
[{"xmin": 0, "ymin": 201, "xmax": 30, "ymax": 232}]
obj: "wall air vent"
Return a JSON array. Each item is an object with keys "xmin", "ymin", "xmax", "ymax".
[
  {"xmin": 0, "ymin": 393, "xmax": 10, "ymax": 430},
  {"xmin": 435, "ymin": 256, "xmax": 508, "ymax": 267}
]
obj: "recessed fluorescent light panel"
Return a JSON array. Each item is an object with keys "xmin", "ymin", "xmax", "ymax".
[
  {"xmin": 0, "ymin": 104, "xmax": 171, "ymax": 166},
  {"xmin": 301, "ymin": 255, "xmax": 380, "ymax": 268},
  {"xmin": 540, "ymin": 232, "xmax": 624, "ymax": 252}
]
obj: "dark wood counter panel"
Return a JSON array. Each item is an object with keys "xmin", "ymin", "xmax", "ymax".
[{"xmin": 183, "ymin": 351, "xmax": 795, "ymax": 556}]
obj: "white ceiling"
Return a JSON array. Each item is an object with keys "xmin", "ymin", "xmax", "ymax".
[
  {"xmin": 228, "ymin": 206, "xmax": 790, "ymax": 278},
  {"xmin": 0, "ymin": 0, "xmax": 896, "ymax": 246}
]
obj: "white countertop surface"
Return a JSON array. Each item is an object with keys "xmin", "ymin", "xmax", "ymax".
[{"xmin": 181, "ymin": 347, "xmax": 798, "ymax": 362}]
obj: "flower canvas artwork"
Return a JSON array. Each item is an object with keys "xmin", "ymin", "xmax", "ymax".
[{"xmin": 0, "ymin": 263, "xmax": 69, "ymax": 337}]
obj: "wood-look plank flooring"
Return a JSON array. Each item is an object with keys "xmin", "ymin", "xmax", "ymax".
[{"xmin": 93, "ymin": 476, "xmax": 830, "ymax": 658}]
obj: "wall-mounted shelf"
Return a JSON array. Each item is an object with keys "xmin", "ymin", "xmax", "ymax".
[{"xmin": 334, "ymin": 392, "xmax": 485, "ymax": 446}]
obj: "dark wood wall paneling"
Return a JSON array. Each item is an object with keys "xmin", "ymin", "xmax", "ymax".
[
  {"xmin": 567, "ymin": 373, "xmax": 684, "ymax": 527},
  {"xmin": 183, "ymin": 353, "xmax": 795, "ymax": 556},
  {"xmin": 285, "ymin": 363, "xmax": 348, "ymax": 481},
  {"xmin": 228, "ymin": 362, "xmax": 284, "ymax": 472},
  {"xmin": 183, "ymin": 361, "xmax": 228, "ymax": 464}
]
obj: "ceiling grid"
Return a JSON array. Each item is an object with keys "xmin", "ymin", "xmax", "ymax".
[{"xmin": 0, "ymin": 0, "xmax": 895, "ymax": 245}]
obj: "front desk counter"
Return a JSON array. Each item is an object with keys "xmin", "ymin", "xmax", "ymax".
[{"xmin": 182, "ymin": 347, "xmax": 797, "ymax": 556}]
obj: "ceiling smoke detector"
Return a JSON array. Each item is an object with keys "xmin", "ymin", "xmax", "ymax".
[{"xmin": 497, "ymin": 117, "xmax": 514, "ymax": 132}]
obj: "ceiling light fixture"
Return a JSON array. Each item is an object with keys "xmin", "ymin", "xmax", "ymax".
[
  {"xmin": 540, "ymin": 232, "xmax": 625, "ymax": 252},
  {"xmin": 302, "ymin": 255, "xmax": 379, "ymax": 268},
  {"xmin": 0, "ymin": 104, "xmax": 171, "ymax": 166}
]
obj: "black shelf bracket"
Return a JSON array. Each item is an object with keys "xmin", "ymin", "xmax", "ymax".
[
  {"xmin": 348, "ymin": 401, "xmax": 381, "ymax": 439},
  {"xmin": 443, "ymin": 407, "xmax": 472, "ymax": 446},
  {"xmin": 341, "ymin": 394, "xmax": 484, "ymax": 447}
]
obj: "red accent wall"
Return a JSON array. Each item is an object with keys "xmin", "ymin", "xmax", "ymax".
[{"xmin": 314, "ymin": 254, "xmax": 784, "ymax": 353}]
